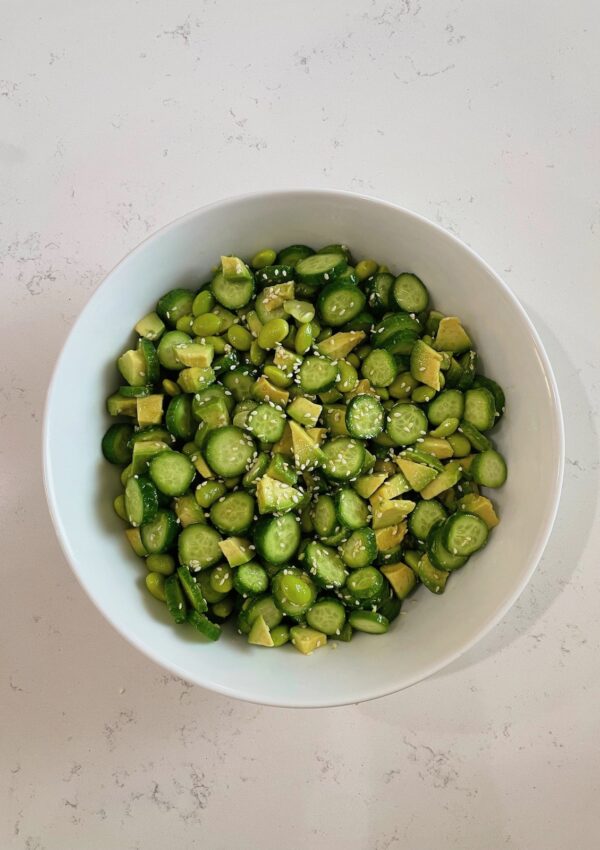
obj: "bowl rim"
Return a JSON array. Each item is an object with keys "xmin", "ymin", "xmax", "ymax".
[{"xmin": 42, "ymin": 187, "xmax": 565, "ymax": 707}]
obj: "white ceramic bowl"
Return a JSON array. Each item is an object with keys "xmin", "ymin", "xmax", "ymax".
[{"xmin": 43, "ymin": 189, "xmax": 564, "ymax": 707}]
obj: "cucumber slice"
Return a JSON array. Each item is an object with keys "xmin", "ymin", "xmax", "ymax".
[
  {"xmin": 178, "ymin": 524, "xmax": 223, "ymax": 571},
  {"xmin": 305, "ymin": 542, "xmax": 348, "ymax": 589},
  {"xmin": 464, "ymin": 387, "xmax": 496, "ymax": 432},
  {"xmin": 321, "ymin": 437, "xmax": 366, "ymax": 481},
  {"xmin": 296, "ymin": 253, "xmax": 347, "ymax": 284},
  {"xmin": 414, "ymin": 552, "xmax": 449, "ymax": 594},
  {"xmin": 408, "ymin": 499, "xmax": 447, "ymax": 542},
  {"xmin": 473, "ymin": 374, "xmax": 506, "ymax": 420},
  {"xmin": 246, "ymin": 403, "xmax": 286, "ymax": 443},
  {"xmin": 204, "ymin": 426, "xmax": 256, "ymax": 477},
  {"xmin": 187, "ymin": 610, "xmax": 221, "ymax": 641},
  {"xmin": 138, "ymin": 339, "xmax": 160, "ymax": 384},
  {"xmin": 335, "ymin": 487, "xmax": 369, "ymax": 530},
  {"xmin": 165, "ymin": 395, "xmax": 194, "ymax": 440},
  {"xmin": 125, "ymin": 475, "xmax": 159, "ymax": 526},
  {"xmin": 210, "ymin": 491, "xmax": 255, "ymax": 535},
  {"xmin": 148, "ymin": 451, "xmax": 195, "ymax": 496},
  {"xmin": 470, "ymin": 449, "xmax": 507, "ymax": 488},
  {"xmin": 317, "ymin": 282, "xmax": 366, "ymax": 327},
  {"xmin": 254, "ymin": 513, "xmax": 301, "ymax": 565},
  {"xmin": 102, "ymin": 424, "xmax": 134, "ymax": 464},
  {"xmin": 277, "ymin": 244, "xmax": 314, "ymax": 267},
  {"xmin": 458, "ymin": 420, "xmax": 492, "ymax": 452},
  {"xmin": 233, "ymin": 561, "xmax": 269, "ymax": 596},
  {"xmin": 426, "ymin": 524, "xmax": 469, "ymax": 571},
  {"xmin": 442, "ymin": 512, "xmax": 489, "ymax": 556},
  {"xmin": 392, "ymin": 273, "xmax": 429, "ymax": 313},
  {"xmin": 157, "ymin": 331, "xmax": 192, "ymax": 370},
  {"xmin": 306, "ymin": 599, "xmax": 346, "ymax": 635},
  {"xmin": 298, "ymin": 355, "xmax": 339, "ymax": 394},
  {"xmin": 339, "ymin": 528, "xmax": 377, "ymax": 569},
  {"xmin": 210, "ymin": 270, "xmax": 254, "ymax": 310},
  {"xmin": 140, "ymin": 509, "xmax": 178, "ymax": 554},
  {"xmin": 346, "ymin": 566, "xmax": 384, "ymax": 601},
  {"xmin": 427, "ymin": 390, "xmax": 465, "ymax": 426},
  {"xmin": 345, "ymin": 394, "xmax": 385, "ymax": 439},
  {"xmin": 361, "ymin": 349, "xmax": 398, "ymax": 388},
  {"xmin": 164, "ymin": 575, "xmax": 187, "ymax": 623},
  {"xmin": 366, "ymin": 272, "xmax": 395, "ymax": 315},
  {"xmin": 157, "ymin": 288, "xmax": 195, "ymax": 325},
  {"xmin": 312, "ymin": 494, "xmax": 338, "ymax": 538},
  {"xmin": 177, "ymin": 565, "xmax": 209, "ymax": 613},
  {"xmin": 348, "ymin": 610, "xmax": 390, "ymax": 634},
  {"xmin": 386, "ymin": 402, "xmax": 428, "ymax": 446}
]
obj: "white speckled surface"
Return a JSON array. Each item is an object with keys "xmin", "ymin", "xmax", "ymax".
[{"xmin": 3, "ymin": 1, "xmax": 600, "ymax": 847}]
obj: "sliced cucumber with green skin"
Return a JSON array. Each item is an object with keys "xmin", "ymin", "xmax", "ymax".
[
  {"xmin": 408, "ymin": 499, "xmax": 447, "ymax": 542},
  {"xmin": 321, "ymin": 437, "xmax": 366, "ymax": 481},
  {"xmin": 346, "ymin": 566, "xmax": 384, "ymax": 601},
  {"xmin": 296, "ymin": 253, "xmax": 347, "ymax": 284},
  {"xmin": 312, "ymin": 494, "xmax": 338, "ymax": 538},
  {"xmin": 178, "ymin": 524, "xmax": 223, "ymax": 571},
  {"xmin": 165, "ymin": 395, "xmax": 194, "ymax": 440},
  {"xmin": 298, "ymin": 355, "xmax": 339, "ymax": 394},
  {"xmin": 157, "ymin": 331, "xmax": 192, "ymax": 370},
  {"xmin": 339, "ymin": 527, "xmax": 377, "ymax": 568},
  {"xmin": 237, "ymin": 594, "xmax": 283, "ymax": 634},
  {"xmin": 148, "ymin": 451, "xmax": 195, "ymax": 496},
  {"xmin": 379, "ymin": 588, "xmax": 402, "ymax": 623},
  {"xmin": 102, "ymin": 424, "xmax": 134, "ymax": 464},
  {"xmin": 204, "ymin": 426, "xmax": 256, "ymax": 477},
  {"xmin": 157, "ymin": 288, "xmax": 195, "ymax": 326},
  {"xmin": 379, "ymin": 329, "xmax": 420, "ymax": 356},
  {"xmin": 272, "ymin": 568, "xmax": 317, "ymax": 617},
  {"xmin": 366, "ymin": 273, "xmax": 395, "ymax": 315},
  {"xmin": 209, "ymin": 491, "xmax": 255, "ymax": 535},
  {"xmin": 335, "ymin": 487, "xmax": 370, "ymax": 530},
  {"xmin": 318, "ymin": 282, "xmax": 367, "ymax": 327},
  {"xmin": 210, "ymin": 270, "xmax": 254, "ymax": 310},
  {"xmin": 372, "ymin": 312, "xmax": 422, "ymax": 347},
  {"xmin": 192, "ymin": 384, "xmax": 235, "ymax": 419},
  {"xmin": 427, "ymin": 390, "xmax": 464, "ymax": 426},
  {"xmin": 458, "ymin": 420, "xmax": 491, "ymax": 452},
  {"xmin": 254, "ymin": 513, "xmax": 301, "ymax": 565},
  {"xmin": 346, "ymin": 394, "xmax": 385, "ymax": 439},
  {"xmin": 177, "ymin": 565, "xmax": 208, "ymax": 613},
  {"xmin": 125, "ymin": 475, "xmax": 159, "ymax": 526},
  {"xmin": 457, "ymin": 350, "xmax": 477, "ymax": 390},
  {"xmin": 233, "ymin": 561, "xmax": 269, "ymax": 596},
  {"xmin": 164, "ymin": 575, "xmax": 187, "ymax": 623},
  {"xmin": 361, "ymin": 349, "xmax": 398, "ymax": 388},
  {"xmin": 306, "ymin": 599, "xmax": 346, "ymax": 635},
  {"xmin": 442, "ymin": 512, "xmax": 489, "ymax": 556},
  {"xmin": 426, "ymin": 524, "xmax": 469, "ymax": 571},
  {"xmin": 246, "ymin": 403, "xmax": 286, "ymax": 443},
  {"xmin": 473, "ymin": 374, "xmax": 506, "ymax": 420},
  {"xmin": 464, "ymin": 387, "xmax": 496, "ymax": 432},
  {"xmin": 348, "ymin": 610, "xmax": 390, "ymax": 634},
  {"xmin": 140, "ymin": 509, "xmax": 178, "ymax": 554},
  {"xmin": 255, "ymin": 265, "xmax": 294, "ymax": 287},
  {"xmin": 414, "ymin": 552, "xmax": 449, "ymax": 594},
  {"xmin": 242, "ymin": 452, "xmax": 270, "ymax": 488},
  {"xmin": 317, "ymin": 243, "xmax": 353, "ymax": 261},
  {"xmin": 138, "ymin": 339, "xmax": 160, "ymax": 384},
  {"xmin": 470, "ymin": 449, "xmax": 507, "ymax": 487},
  {"xmin": 187, "ymin": 610, "xmax": 221, "ymax": 641},
  {"xmin": 386, "ymin": 403, "xmax": 428, "ymax": 446},
  {"xmin": 119, "ymin": 385, "xmax": 151, "ymax": 398},
  {"xmin": 304, "ymin": 542, "xmax": 348, "ymax": 589},
  {"xmin": 392, "ymin": 273, "xmax": 429, "ymax": 313},
  {"xmin": 277, "ymin": 244, "xmax": 314, "ymax": 267}
]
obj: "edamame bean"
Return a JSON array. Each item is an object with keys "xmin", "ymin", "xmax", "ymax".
[
  {"xmin": 202, "ymin": 335, "xmax": 227, "ymax": 354},
  {"xmin": 146, "ymin": 554, "xmax": 176, "ymax": 575},
  {"xmin": 245, "ymin": 310, "xmax": 263, "ymax": 338},
  {"xmin": 146, "ymin": 572, "xmax": 166, "ymax": 601},
  {"xmin": 412, "ymin": 385, "xmax": 436, "ymax": 403},
  {"xmin": 270, "ymin": 624, "xmax": 291, "ymax": 647},
  {"xmin": 430, "ymin": 417, "xmax": 460, "ymax": 438},
  {"xmin": 195, "ymin": 480, "xmax": 227, "ymax": 508},
  {"xmin": 355, "ymin": 259, "xmax": 378, "ymax": 281},
  {"xmin": 263, "ymin": 364, "xmax": 293, "ymax": 388},
  {"xmin": 378, "ymin": 264, "xmax": 390, "ymax": 273},
  {"xmin": 251, "ymin": 248, "xmax": 277, "ymax": 269},
  {"xmin": 162, "ymin": 378, "xmax": 181, "ymax": 396},
  {"xmin": 113, "ymin": 494, "xmax": 128, "ymax": 521},
  {"xmin": 419, "ymin": 437, "xmax": 453, "ymax": 458},
  {"xmin": 249, "ymin": 340, "xmax": 266, "ymax": 366},
  {"xmin": 193, "ymin": 313, "xmax": 222, "ymax": 337},
  {"xmin": 389, "ymin": 371, "xmax": 418, "ymax": 399},
  {"xmin": 447, "ymin": 432, "xmax": 471, "ymax": 457},
  {"xmin": 258, "ymin": 318, "xmax": 289, "ymax": 350},
  {"xmin": 227, "ymin": 324, "xmax": 253, "ymax": 351},
  {"xmin": 223, "ymin": 476, "xmax": 241, "ymax": 489},
  {"xmin": 347, "ymin": 353, "xmax": 361, "ymax": 369},
  {"xmin": 212, "ymin": 596, "xmax": 235, "ymax": 619},
  {"xmin": 337, "ymin": 360, "xmax": 359, "ymax": 392},
  {"xmin": 192, "ymin": 290, "xmax": 215, "ymax": 316},
  {"xmin": 356, "ymin": 344, "xmax": 371, "ymax": 361},
  {"xmin": 176, "ymin": 314, "xmax": 195, "ymax": 333},
  {"xmin": 316, "ymin": 327, "xmax": 333, "ymax": 343},
  {"xmin": 374, "ymin": 387, "xmax": 389, "ymax": 401},
  {"xmin": 295, "ymin": 321, "xmax": 317, "ymax": 354},
  {"xmin": 210, "ymin": 565, "xmax": 234, "ymax": 594},
  {"xmin": 283, "ymin": 299, "xmax": 315, "ymax": 324}
]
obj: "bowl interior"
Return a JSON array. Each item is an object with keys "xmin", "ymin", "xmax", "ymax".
[{"xmin": 44, "ymin": 190, "xmax": 563, "ymax": 706}]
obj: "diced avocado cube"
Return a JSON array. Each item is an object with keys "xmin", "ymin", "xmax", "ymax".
[
  {"xmin": 131, "ymin": 440, "xmax": 171, "ymax": 474},
  {"xmin": 262, "ymin": 283, "xmax": 295, "ymax": 313},
  {"xmin": 457, "ymin": 493, "xmax": 499, "ymax": 528},
  {"xmin": 174, "ymin": 494, "xmax": 206, "ymax": 527},
  {"xmin": 106, "ymin": 394, "xmax": 137, "ymax": 417},
  {"xmin": 374, "ymin": 521, "xmax": 408, "ymax": 553},
  {"xmin": 266, "ymin": 453, "xmax": 298, "ymax": 486},
  {"xmin": 252, "ymin": 375, "xmax": 289, "ymax": 407},
  {"xmin": 433, "ymin": 317, "xmax": 472, "ymax": 354},
  {"xmin": 136, "ymin": 394, "xmax": 164, "ymax": 427},
  {"xmin": 290, "ymin": 626, "xmax": 327, "ymax": 654},
  {"xmin": 175, "ymin": 342, "xmax": 214, "ymax": 368},
  {"xmin": 323, "ymin": 405, "xmax": 349, "ymax": 436},
  {"xmin": 256, "ymin": 476, "xmax": 303, "ymax": 514},
  {"xmin": 196, "ymin": 397, "xmax": 230, "ymax": 428},
  {"xmin": 345, "ymin": 378, "xmax": 378, "ymax": 399},
  {"xmin": 307, "ymin": 427, "xmax": 327, "ymax": 446},
  {"xmin": 370, "ymin": 472, "xmax": 411, "ymax": 505},
  {"xmin": 135, "ymin": 311, "xmax": 165, "ymax": 341},
  {"xmin": 410, "ymin": 339, "xmax": 443, "ymax": 391},
  {"xmin": 414, "ymin": 553, "xmax": 449, "ymax": 594},
  {"xmin": 419, "ymin": 460, "xmax": 463, "ymax": 500},
  {"xmin": 191, "ymin": 452, "xmax": 214, "ymax": 479},
  {"xmin": 287, "ymin": 397, "xmax": 322, "ymax": 427},
  {"xmin": 248, "ymin": 614, "xmax": 275, "ymax": 647},
  {"xmin": 273, "ymin": 345, "xmax": 302, "ymax": 373},
  {"xmin": 272, "ymin": 423, "xmax": 294, "ymax": 458},
  {"xmin": 177, "ymin": 367, "xmax": 216, "ymax": 394},
  {"xmin": 352, "ymin": 473, "xmax": 387, "ymax": 499},
  {"xmin": 218, "ymin": 537, "xmax": 253, "ymax": 567},
  {"xmin": 118, "ymin": 348, "xmax": 147, "ymax": 387},
  {"xmin": 221, "ymin": 255, "xmax": 253, "ymax": 283},
  {"xmin": 371, "ymin": 498, "xmax": 415, "ymax": 529},
  {"xmin": 317, "ymin": 330, "xmax": 366, "ymax": 359},
  {"xmin": 381, "ymin": 562, "xmax": 417, "ymax": 599},
  {"xmin": 289, "ymin": 422, "xmax": 326, "ymax": 471},
  {"xmin": 397, "ymin": 457, "xmax": 439, "ymax": 492}
]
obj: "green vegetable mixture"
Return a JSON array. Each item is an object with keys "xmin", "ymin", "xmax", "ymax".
[{"xmin": 102, "ymin": 242, "xmax": 507, "ymax": 654}]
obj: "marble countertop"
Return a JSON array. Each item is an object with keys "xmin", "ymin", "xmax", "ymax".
[{"xmin": 3, "ymin": 1, "xmax": 600, "ymax": 847}]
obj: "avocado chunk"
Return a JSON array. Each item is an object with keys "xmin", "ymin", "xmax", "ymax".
[
  {"xmin": 410, "ymin": 339, "xmax": 443, "ymax": 391},
  {"xmin": 136, "ymin": 394, "xmax": 164, "ymax": 427},
  {"xmin": 118, "ymin": 348, "xmax": 147, "ymax": 387},
  {"xmin": 252, "ymin": 375, "xmax": 289, "ymax": 407},
  {"xmin": 177, "ymin": 367, "xmax": 216, "ymax": 394},
  {"xmin": 433, "ymin": 316, "xmax": 472, "ymax": 354},
  {"xmin": 266, "ymin": 453, "xmax": 298, "ymax": 486},
  {"xmin": 106, "ymin": 394, "xmax": 138, "ymax": 417},
  {"xmin": 191, "ymin": 452, "xmax": 214, "ymax": 479},
  {"xmin": 261, "ymin": 283, "xmax": 295, "ymax": 314},
  {"xmin": 370, "ymin": 472, "xmax": 411, "ymax": 506},
  {"xmin": 323, "ymin": 405, "xmax": 349, "ymax": 436},
  {"xmin": 135, "ymin": 311, "xmax": 165, "ymax": 341},
  {"xmin": 346, "ymin": 378, "xmax": 378, "ymax": 399},
  {"xmin": 371, "ymin": 498, "xmax": 415, "ymax": 529},
  {"xmin": 374, "ymin": 521, "xmax": 408, "ymax": 553},
  {"xmin": 273, "ymin": 345, "xmax": 302, "ymax": 374},
  {"xmin": 221, "ymin": 255, "xmax": 253, "ymax": 283},
  {"xmin": 352, "ymin": 473, "xmax": 387, "ymax": 499},
  {"xmin": 307, "ymin": 427, "xmax": 327, "ymax": 446},
  {"xmin": 196, "ymin": 397, "xmax": 230, "ymax": 429},
  {"xmin": 419, "ymin": 460, "xmax": 463, "ymax": 500},
  {"xmin": 272, "ymin": 423, "xmax": 293, "ymax": 458},
  {"xmin": 131, "ymin": 440, "xmax": 171, "ymax": 474},
  {"xmin": 174, "ymin": 493, "xmax": 206, "ymax": 527},
  {"xmin": 414, "ymin": 553, "xmax": 449, "ymax": 594},
  {"xmin": 218, "ymin": 536, "xmax": 253, "ymax": 567},
  {"xmin": 457, "ymin": 493, "xmax": 499, "ymax": 528},
  {"xmin": 256, "ymin": 475, "xmax": 303, "ymax": 514},
  {"xmin": 381, "ymin": 562, "xmax": 417, "ymax": 599},
  {"xmin": 289, "ymin": 421, "xmax": 326, "ymax": 470},
  {"xmin": 397, "ymin": 457, "xmax": 438, "ymax": 492},
  {"xmin": 317, "ymin": 330, "xmax": 366, "ymax": 359},
  {"xmin": 290, "ymin": 625, "xmax": 327, "ymax": 654},
  {"xmin": 175, "ymin": 342, "xmax": 214, "ymax": 368},
  {"xmin": 287, "ymin": 397, "xmax": 322, "ymax": 427},
  {"xmin": 248, "ymin": 614, "xmax": 275, "ymax": 647}
]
